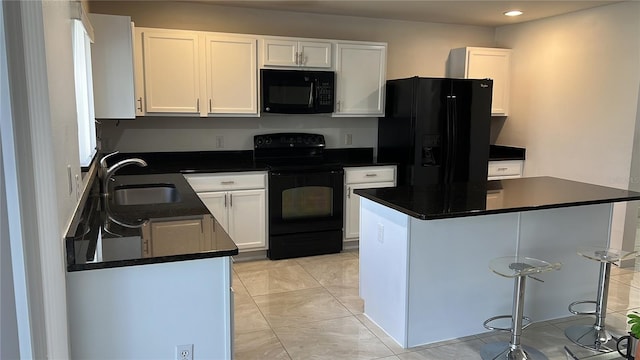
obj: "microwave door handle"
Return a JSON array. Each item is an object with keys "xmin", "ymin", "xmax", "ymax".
[{"xmin": 308, "ymin": 82, "xmax": 314, "ymax": 108}]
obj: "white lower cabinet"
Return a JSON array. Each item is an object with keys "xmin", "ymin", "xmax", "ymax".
[
  {"xmin": 344, "ymin": 166, "xmax": 396, "ymax": 242},
  {"xmin": 141, "ymin": 215, "xmax": 214, "ymax": 257},
  {"xmin": 185, "ymin": 172, "xmax": 267, "ymax": 251}
]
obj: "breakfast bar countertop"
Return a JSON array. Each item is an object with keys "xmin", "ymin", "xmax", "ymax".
[{"xmin": 354, "ymin": 176, "xmax": 640, "ymax": 220}]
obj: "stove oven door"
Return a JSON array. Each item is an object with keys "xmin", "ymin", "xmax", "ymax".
[{"xmin": 269, "ymin": 168, "xmax": 344, "ymax": 235}]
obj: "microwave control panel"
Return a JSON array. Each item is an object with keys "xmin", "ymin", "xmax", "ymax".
[{"xmin": 317, "ymin": 80, "xmax": 334, "ymax": 106}]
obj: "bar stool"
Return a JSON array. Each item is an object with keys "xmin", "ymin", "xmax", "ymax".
[
  {"xmin": 480, "ymin": 256, "xmax": 562, "ymax": 360},
  {"xmin": 565, "ymin": 246, "xmax": 638, "ymax": 351}
]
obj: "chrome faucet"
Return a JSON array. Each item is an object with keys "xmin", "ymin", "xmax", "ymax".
[{"xmin": 100, "ymin": 151, "xmax": 148, "ymax": 197}]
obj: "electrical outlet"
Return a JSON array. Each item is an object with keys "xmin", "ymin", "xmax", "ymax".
[
  {"xmin": 67, "ymin": 165, "xmax": 73, "ymax": 195},
  {"xmin": 175, "ymin": 344, "xmax": 193, "ymax": 360},
  {"xmin": 215, "ymin": 135, "xmax": 224, "ymax": 149},
  {"xmin": 345, "ymin": 133, "xmax": 353, "ymax": 145}
]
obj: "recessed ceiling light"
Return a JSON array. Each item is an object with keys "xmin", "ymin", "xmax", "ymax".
[{"xmin": 504, "ymin": 10, "xmax": 524, "ymax": 17}]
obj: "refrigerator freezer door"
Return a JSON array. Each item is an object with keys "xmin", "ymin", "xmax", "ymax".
[{"xmin": 450, "ymin": 79, "xmax": 492, "ymax": 183}]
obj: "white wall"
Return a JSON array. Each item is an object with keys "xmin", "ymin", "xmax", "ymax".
[
  {"xmin": 494, "ymin": 2, "xmax": 640, "ymax": 249},
  {"xmin": 91, "ymin": 1, "xmax": 497, "ymax": 152},
  {"xmin": 43, "ymin": 0, "xmax": 86, "ymax": 230},
  {"xmin": 101, "ymin": 116, "xmax": 379, "ymax": 152}
]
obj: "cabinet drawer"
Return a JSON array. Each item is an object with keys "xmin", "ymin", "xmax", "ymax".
[
  {"xmin": 184, "ymin": 172, "xmax": 266, "ymax": 192},
  {"xmin": 345, "ymin": 166, "xmax": 396, "ymax": 184},
  {"xmin": 488, "ymin": 161, "xmax": 522, "ymax": 179}
]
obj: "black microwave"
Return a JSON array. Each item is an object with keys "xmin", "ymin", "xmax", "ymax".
[{"xmin": 260, "ymin": 69, "xmax": 335, "ymax": 114}]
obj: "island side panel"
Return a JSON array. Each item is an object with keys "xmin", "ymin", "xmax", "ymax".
[
  {"xmin": 517, "ymin": 203, "xmax": 610, "ymax": 321},
  {"xmin": 67, "ymin": 257, "xmax": 232, "ymax": 359},
  {"xmin": 406, "ymin": 212, "xmax": 520, "ymax": 347},
  {"xmin": 359, "ymin": 198, "xmax": 410, "ymax": 348}
]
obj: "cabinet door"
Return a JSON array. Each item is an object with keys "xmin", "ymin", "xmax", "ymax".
[
  {"xmin": 335, "ymin": 43, "xmax": 386, "ymax": 116},
  {"xmin": 262, "ymin": 39, "xmax": 298, "ymax": 67},
  {"xmin": 146, "ymin": 218, "xmax": 204, "ymax": 257},
  {"xmin": 142, "ymin": 30, "xmax": 201, "ymax": 113},
  {"xmin": 298, "ymin": 41, "xmax": 332, "ymax": 68},
  {"xmin": 227, "ymin": 189, "xmax": 266, "ymax": 250},
  {"xmin": 205, "ymin": 35, "xmax": 258, "ymax": 115},
  {"xmin": 198, "ymin": 191, "xmax": 230, "ymax": 233},
  {"xmin": 344, "ymin": 181, "xmax": 395, "ymax": 240},
  {"xmin": 89, "ymin": 14, "xmax": 136, "ymax": 119},
  {"xmin": 466, "ymin": 48, "xmax": 511, "ymax": 116}
]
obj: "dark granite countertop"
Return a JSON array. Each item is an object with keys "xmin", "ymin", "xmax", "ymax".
[
  {"xmin": 66, "ymin": 172, "xmax": 238, "ymax": 272},
  {"xmin": 354, "ymin": 176, "xmax": 640, "ymax": 220},
  {"xmin": 489, "ymin": 145, "xmax": 526, "ymax": 161},
  {"xmin": 66, "ymin": 147, "xmax": 384, "ymax": 271}
]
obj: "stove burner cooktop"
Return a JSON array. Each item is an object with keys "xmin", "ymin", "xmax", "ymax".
[{"xmin": 253, "ymin": 133, "xmax": 333, "ymax": 169}]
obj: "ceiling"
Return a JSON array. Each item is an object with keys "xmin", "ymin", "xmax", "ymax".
[{"xmin": 198, "ymin": 1, "xmax": 623, "ymax": 27}]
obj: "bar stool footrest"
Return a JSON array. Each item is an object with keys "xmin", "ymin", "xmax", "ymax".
[
  {"xmin": 483, "ymin": 314, "xmax": 533, "ymax": 332},
  {"xmin": 568, "ymin": 300, "xmax": 597, "ymax": 315},
  {"xmin": 480, "ymin": 341, "xmax": 549, "ymax": 360}
]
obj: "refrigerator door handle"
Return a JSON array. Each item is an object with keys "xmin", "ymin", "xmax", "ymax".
[
  {"xmin": 445, "ymin": 96, "xmax": 453, "ymax": 183},
  {"xmin": 451, "ymin": 95, "xmax": 458, "ymax": 183}
]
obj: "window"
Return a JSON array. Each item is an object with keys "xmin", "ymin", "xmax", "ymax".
[{"xmin": 72, "ymin": 19, "xmax": 96, "ymax": 168}]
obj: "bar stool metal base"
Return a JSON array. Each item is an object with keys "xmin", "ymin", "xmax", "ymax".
[
  {"xmin": 564, "ymin": 324, "xmax": 616, "ymax": 352},
  {"xmin": 480, "ymin": 341, "xmax": 548, "ymax": 360}
]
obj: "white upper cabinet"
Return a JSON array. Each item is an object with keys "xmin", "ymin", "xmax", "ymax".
[
  {"xmin": 261, "ymin": 38, "xmax": 332, "ymax": 68},
  {"xmin": 205, "ymin": 35, "xmax": 257, "ymax": 115},
  {"xmin": 135, "ymin": 28, "xmax": 258, "ymax": 116},
  {"xmin": 449, "ymin": 47, "xmax": 511, "ymax": 116},
  {"xmin": 141, "ymin": 29, "xmax": 201, "ymax": 114},
  {"xmin": 89, "ymin": 13, "xmax": 136, "ymax": 119},
  {"xmin": 334, "ymin": 42, "xmax": 387, "ymax": 116}
]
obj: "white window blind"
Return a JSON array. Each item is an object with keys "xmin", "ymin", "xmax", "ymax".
[{"xmin": 72, "ymin": 19, "xmax": 96, "ymax": 167}]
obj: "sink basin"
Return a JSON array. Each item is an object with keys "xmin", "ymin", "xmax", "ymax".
[{"xmin": 112, "ymin": 184, "xmax": 181, "ymax": 206}]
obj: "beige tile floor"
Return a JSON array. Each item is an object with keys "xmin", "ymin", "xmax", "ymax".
[{"xmin": 232, "ymin": 249, "xmax": 640, "ymax": 360}]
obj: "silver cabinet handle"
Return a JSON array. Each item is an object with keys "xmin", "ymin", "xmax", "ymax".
[
  {"xmin": 299, "ymin": 51, "xmax": 305, "ymax": 65},
  {"xmin": 336, "ymin": 100, "xmax": 341, "ymax": 112},
  {"xmin": 221, "ymin": 181, "xmax": 235, "ymax": 185},
  {"xmin": 196, "ymin": 98, "xmax": 200, "ymax": 112},
  {"xmin": 142, "ymin": 239, "xmax": 149, "ymax": 255},
  {"xmin": 365, "ymin": 173, "xmax": 378, "ymax": 177},
  {"xmin": 224, "ymin": 193, "xmax": 228, "ymax": 208},
  {"xmin": 229, "ymin": 193, "xmax": 233, "ymax": 207},
  {"xmin": 347, "ymin": 186, "xmax": 351, "ymax": 198},
  {"xmin": 497, "ymin": 167, "xmax": 508, "ymax": 171},
  {"xmin": 137, "ymin": 97, "xmax": 143, "ymax": 112},
  {"xmin": 209, "ymin": 99, "xmax": 212, "ymax": 113}
]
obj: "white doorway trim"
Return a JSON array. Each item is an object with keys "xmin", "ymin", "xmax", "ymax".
[{"xmin": 2, "ymin": 1, "xmax": 70, "ymax": 358}]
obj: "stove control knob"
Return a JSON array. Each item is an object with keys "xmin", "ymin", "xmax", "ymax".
[
  {"xmin": 265, "ymin": 137, "xmax": 272, "ymax": 145},
  {"xmin": 255, "ymin": 136, "xmax": 264, "ymax": 146}
]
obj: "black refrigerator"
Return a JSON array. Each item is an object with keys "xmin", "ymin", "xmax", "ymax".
[{"xmin": 378, "ymin": 77, "xmax": 493, "ymax": 186}]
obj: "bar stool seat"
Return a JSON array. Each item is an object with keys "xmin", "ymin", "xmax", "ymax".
[
  {"xmin": 480, "ymin": 256, "xmax": 562, "ymax": 360},
  {"xmin": 565, "ymin": 246, "xmax": 638, "ymax": 351}
]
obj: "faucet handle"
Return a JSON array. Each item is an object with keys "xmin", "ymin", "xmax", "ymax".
[{"xmin": 100, "ymin": 151, "xmax": 120, "ymax": 169}]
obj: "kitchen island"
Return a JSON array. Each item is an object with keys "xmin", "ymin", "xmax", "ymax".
[{"xmin": 354, "ymin": 176, "xmax": 640, "ymax": 349}]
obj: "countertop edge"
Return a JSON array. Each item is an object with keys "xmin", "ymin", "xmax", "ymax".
[
  {"xmin": 355, "ymin": 177, "xmax": 640, "ymax": 221},
  {"xmin": 67, "ymin": 248, "xmax": 239, "ymax": 272}
]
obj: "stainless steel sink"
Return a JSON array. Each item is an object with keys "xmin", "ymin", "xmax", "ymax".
[{"xmin": 112, "ymin": 184, "xmax": 181, "ymax": 206}]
